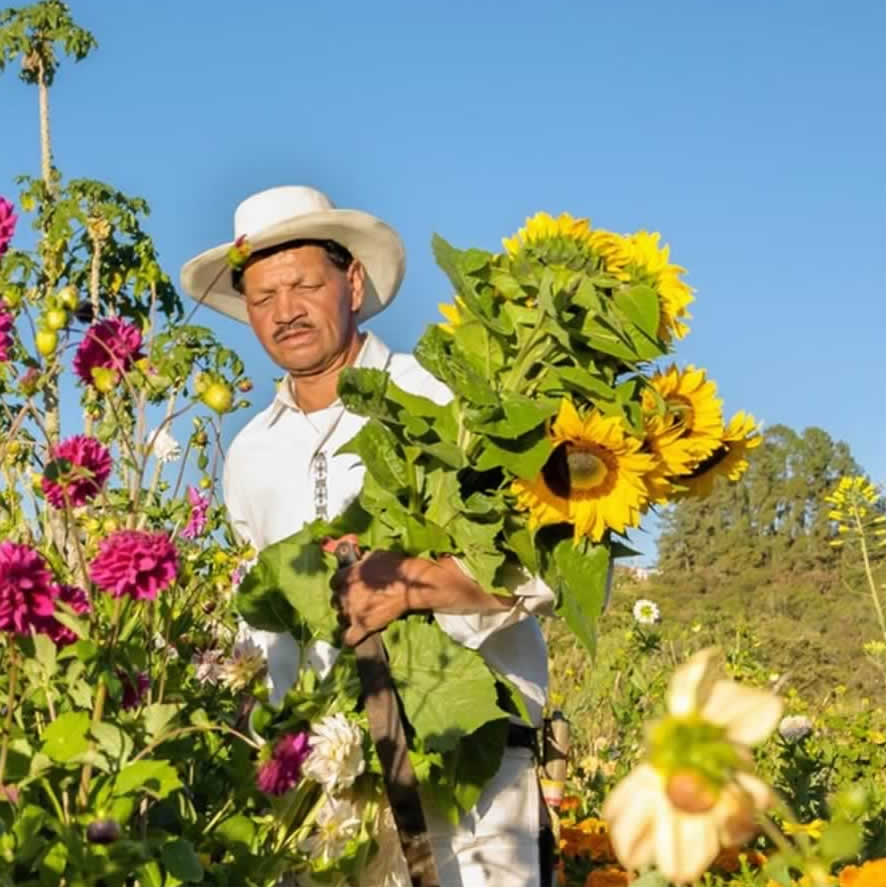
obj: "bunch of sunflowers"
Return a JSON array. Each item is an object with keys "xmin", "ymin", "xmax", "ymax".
[{"xmin": 326, "ymin": 211, "xmax": 761, "ymax": 650}]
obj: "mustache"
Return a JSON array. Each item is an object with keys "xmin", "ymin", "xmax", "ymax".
[{"xmin": 273, "ymin": 321, "xmax": 314, "ymax": 342}]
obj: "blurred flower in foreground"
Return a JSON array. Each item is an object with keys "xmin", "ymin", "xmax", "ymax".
[
  {"xmin": 149, "ymin": 426, "xmax": 181, "ymax": 463},
  {"xmin": 602, "ymin": 647, "xmax": 782, "ymax": 885},
  {"xmin": 0, "ymin": 196, "xmax": 17, "ymax": 256},
  {"xmin": 778, "ymin": 714, "xmax": 813, "ymax": 743},
  {"xmin": 633, "ymin": 598, "xmax": 660, "ymax": 625}
]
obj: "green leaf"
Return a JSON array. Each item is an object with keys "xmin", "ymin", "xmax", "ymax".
[
  {"xmin": 450, "ymin": 719, "xmax": 509, "ymax": 814},
  {"xmin": 113, "ymin": 760, "xmax": 181, "ymax": 800},
  {"xmin": 235, "ymin": 556, "xmax": 297, "ymax": 633},
  {"xmin": 215, "ymin": 815, "xmax": 257, "ymax": 854},
  {"xmin": 338, "ymin": 419, "xmax": 408, "ymax": 492},
  {"xmin": 415, "ymin": 326, "xmax": 498, "ymax": 407},
  {"xmin": 239, "ymin": 522, "xmax": 338, "ymax": 641},
  {"xmin": 466, "ymin": 395, "xmax": 557, "ymax": 439},
  {"xmin": 424, "ymin": 469, "xmax": 463, "ymax": 528},
  {"xmin": 556, "ymin": 366, "xmax": 617, "ymax": 402},
  {"xmin": 549, "ymin": 539, "xmax": 611, "ymax": 657},
  {"xmin": 136, "ymin": 861, "xmax": 163, "ymax": 887},
  {"xmin": 448, "ymin": 517, "xmax": 504, "ymax": 592},
  {"xmin": 475, "ymin": 428, "xmax": 553, "ymax": 481},
  {"xmin": 33, "ymin": 632, "xmax": 56, "ymax": 675},
  {"xmin": 42, "ymin": 711, "xmax": 90, "ymax": 762},
  {"xmin": 38, "ymin": 840, "xmax": 68, "ymax": 884},
  {"xmin": 51, "ymin": 609, "xmax": 88, "ymax": 642},
  {"xmin": 383, "ymin": 617, "xmax": 505, "ymax": 752},
  {"xmin": 142, "ymin": 703, "xmax": 181, "ymax": 742},
  {"xmin": 613, "ymin": 285, "xmax": 659, "ymax": 339},
  {"xmin": 90, "ymin": 722, "xmax": 134, "ymax": 766},
  {"xmin": 161, "ymin": 838, "xmax": 203, "ymax": 884}
]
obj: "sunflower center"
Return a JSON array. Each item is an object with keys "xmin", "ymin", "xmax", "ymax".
[
  {"xmin": 666, "ymin": 396, "xmax": 695, "ymax": 431},
  {"xmin": 542, "ymin": 443, "xmax": 614, "ymax": 497}
]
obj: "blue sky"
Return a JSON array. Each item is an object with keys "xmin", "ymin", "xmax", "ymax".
[{"xmin": 1, "ymin": 0, "xmax": 884, "ymax": 563}]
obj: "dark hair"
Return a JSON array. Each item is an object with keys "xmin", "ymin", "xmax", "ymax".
[{"xmin": 231, "ymin": 238, "xmax": 354, "ymax": 293}]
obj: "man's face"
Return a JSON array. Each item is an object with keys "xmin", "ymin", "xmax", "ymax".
[{"xmin": 242, "ymin": 245, "xmax": 364, "ymax": 375}]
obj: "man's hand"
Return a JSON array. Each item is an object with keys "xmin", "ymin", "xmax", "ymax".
[{"xmin": 330, "ymin": 551, "xmax": 511, "ymax": 647}]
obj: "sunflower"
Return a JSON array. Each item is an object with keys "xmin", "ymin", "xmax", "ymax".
[
  {"xmin": 502, "ymin": 212, "xmax": 632, "ymax": 279},
  {"xmin": 643, "ymin": 365, "xmax": 724, "ymax": 474},
  {"xmin": 512, "ymin": 399, "xmax": 655, "ymax": 542},
  {"xmin": 437, "ymin": 299, "xmax": 464, "ymax": 334},
  {"xmin": 625, "ymin": 231, "xmax": 694, "ymax": 341},
  {"xmin": 678, "ymin": 412, "xmax": 762, "ymax": 498}
]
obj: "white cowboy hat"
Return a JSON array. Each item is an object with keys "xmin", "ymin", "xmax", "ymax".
[{"xmin": 179, "ymin": 185, "xmax": 405, "ymax": 324}]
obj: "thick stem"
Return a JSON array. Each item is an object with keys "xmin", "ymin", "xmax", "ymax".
[
  {"xmin": 38, "ymin": 61, "xmax": 53, "ymax": 186},
  {"xmin": 89, "ymin": 238, "xmax": 102, "ymax": 317}
]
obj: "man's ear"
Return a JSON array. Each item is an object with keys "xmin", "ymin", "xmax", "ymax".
[{"xmin": 347, "ymin": 261, "xmax": 366, "ymax": 314}]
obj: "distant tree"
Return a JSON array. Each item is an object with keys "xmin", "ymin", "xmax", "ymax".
[{"xmin": 657, "ymin": 424, "xmax": 862, "ymax": 576}]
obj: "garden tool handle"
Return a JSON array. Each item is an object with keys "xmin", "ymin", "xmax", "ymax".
[{"xmin": 333, "ymin": 541, "xmax": 440, "ymax": 887}]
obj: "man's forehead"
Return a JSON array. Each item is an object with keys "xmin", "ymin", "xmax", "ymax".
[{"xmin": 244, "ymin": 244, "xmax": 331, "ymax": 282}]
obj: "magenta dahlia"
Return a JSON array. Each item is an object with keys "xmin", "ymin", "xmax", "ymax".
[
  {"xmin": 34, "ymin": 584, "xmax": 90, "ymax": 647},
  {"xmin": 180, "ymin": 486, "xmax": 209, "ymax": 540},
  {"xmin": 0, "ymin": 309, "xmax": 13, "ymax": 363},
  {"xmin": 89, "ymin": 530, "xmax": 178, "ymax": 600},
  {"xmin": 41, "ymin": 435, "xmax": 112, "ymax": 509},
  {"xmin": 0, "ymin": 542, "xmax": 58, "ymax": 634},
  {"xmin": 117, "ymin": 669, "xmax": 150, "ymax": 711},
  {"xmin": 0, "ymin": 197, "xmax": 17, "ymax": 258},
  {"xmin": 256, "ymin": 731, "xmax": 311, "ymax": 796},
  {"xmin": 73, "ymin": 318, "xmax": 143, "ymax": 386}
]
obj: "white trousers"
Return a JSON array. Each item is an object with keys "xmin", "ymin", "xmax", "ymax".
[{"xmin": 425, "ymin": 748, "xmax": 542, "ymax": 887}]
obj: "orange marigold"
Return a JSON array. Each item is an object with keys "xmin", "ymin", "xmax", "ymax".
[{"xmin": 839, "ymin": 858, "xmax": 887, "ymax": 887}]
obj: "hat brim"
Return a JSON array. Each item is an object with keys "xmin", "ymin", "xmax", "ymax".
[{"xmin": 179, "ymin": 209, "xmax": 405, "ymax": 324}]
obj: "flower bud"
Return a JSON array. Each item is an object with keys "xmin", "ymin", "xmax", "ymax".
[
  {"xmin": 58, "ymin": 285, "xmax": 79, "ymax": 310},
  {"xmin": 237, "ymin": 379, "xmax": 253, "ymax": 392},
  {"xmin": 90, "ymin": 367, "xmax": 117, "ymax": 393},
  {"xmin": 666, "ymin": 769, "xmax": 719, "ymax": 814}
]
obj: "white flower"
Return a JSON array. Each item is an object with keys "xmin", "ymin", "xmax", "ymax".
[
  {"xmin": 633, "ymin": 598, "xmax": 661, "ymax": 625},
  {"xmin": 359, "ymin": 801, "xmax": 411, "ymax": 887},
  {"xmin": 300, "ymin": 796, "xmax": 361, "ymax": 861},
  {"xmin": 220, "ymin": 633, "xmax": 265, "ymax": 692},
  {"xmin": 603, "ymin": 647, "xmax": 782, "ymax": 886},
  {"xmin": 153, "ymin": 632, "xmax": 178, "ymax": 660},
  {"xmin": 302, "ymin": 713, "xmax": 366, "ymax": 793},
  {"xmin": 778, "ymin": 714, "xmax": 813, "ymax": 743},
  {"xmin": 148, "ymin": 426, "xmax": 181, "ymax": 463},
  {"xmin": 191, "ymin": 648, "xmax": 224, "ymax": 685}
]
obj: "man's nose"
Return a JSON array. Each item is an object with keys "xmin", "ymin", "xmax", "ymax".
[{"xmin": 271, "ymin": 291, "xmax": 308, "ymax": 326}]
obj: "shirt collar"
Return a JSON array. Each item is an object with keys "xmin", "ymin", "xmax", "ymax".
[{"xmin": 265, "ymin": 330, "xmax": 392, "ymax": 427}]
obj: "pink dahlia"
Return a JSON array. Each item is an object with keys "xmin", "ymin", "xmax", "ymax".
[
  {"xmin": 0, "ymin": 542, "xmax": 58, "ymax": 634},
  {"xmin": 256, "ymin": 731, "xmax": 311, "ymax": 796},
  {"xmin": 117, "ymin": 669, "xmax": 150, "ymax": 711},
  {"xmin": 180, "ymin": 486, "xmax": 209, "ymax": 540},
  {"xmin": 73, "ymin": 318, "xmax": 143, "ymax": 386},
  {"xmin": 0, "ymin": 197, "xmax": 17, "ymax": 258},
  {"xmin": 0, "ymin": 309, "xmax": 13, "ymax": 363},
  {"xmin": 89, "ymin": 530, "xmax": 178, "ymax": 600},
  {"xmin": 34, "ymin": 584, "xmax": 90, "ymax": 647},
  {"xmin": 41, "ymin": 435, "xmax": 112, "ymax": 509}
]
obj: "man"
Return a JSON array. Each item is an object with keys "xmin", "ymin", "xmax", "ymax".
[{"xmin": 181, "ymin": 186, "xmax": 554, "ymax": 887}]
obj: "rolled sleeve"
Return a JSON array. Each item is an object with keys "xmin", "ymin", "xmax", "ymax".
[{"xmin": 434, "ymin": 560, "xmax": 555, "ymax": 651}]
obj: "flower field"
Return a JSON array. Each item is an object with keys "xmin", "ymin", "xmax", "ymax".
[{"xmin": 0, "ymin": 3, "xmax": 884, "ymax": 886}]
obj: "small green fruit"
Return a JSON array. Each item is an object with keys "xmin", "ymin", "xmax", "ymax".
[
  {"xmin": 58, "ymin": 285, "xmax": 79, "ymax": 310},
  {"xmin": 35, "ymin": 329, "xmax": 58, "ymax": 357},
  {"xmin": 45, "ymin": 308, "xmax": 68, "ymax": 331},
  {"xmin": 201, "ymin": 382, "xmax": 233, "ymax": 414}
]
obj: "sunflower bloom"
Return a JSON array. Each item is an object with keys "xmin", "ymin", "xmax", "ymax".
[
  {"xmin": 644, "ymin": 365, "xmax": 724, "ymax": 478},
  {"xmin": 625, "ymin": 231, "xmax": 694, "ymax": 340},
  {"xmin": 603, "ymin": 648, "xmax": 782, "ymax": 886},
  {"xmin": 679, "ymin": 411, "xmax": 762, "ymax": 498},
  {"xmin": 512, "ymin": 400, "xmax": 655, "ymax": 542}
]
